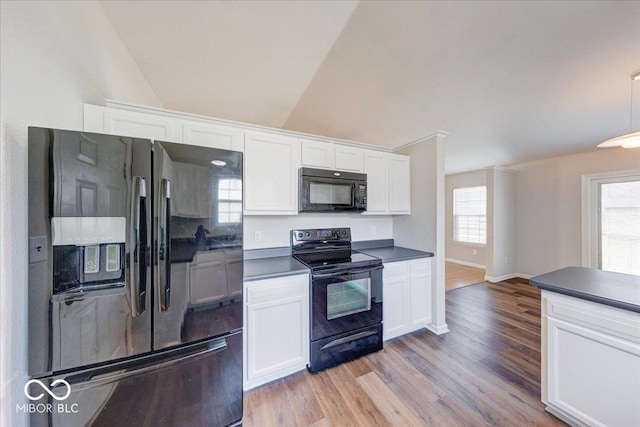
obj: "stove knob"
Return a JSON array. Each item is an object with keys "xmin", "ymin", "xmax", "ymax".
[
  {"xmin": 297, "ymin": 232, "xmax": 303, "ymax": 238},
  {"xmin": 342, "ymin": 230, "xmax": 347, "ymax": 235},
  {"xmin": 305, "ymin": 232, "xmax": 310, "ymax": 237}
]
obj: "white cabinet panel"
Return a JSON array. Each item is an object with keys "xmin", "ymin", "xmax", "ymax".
[
  {"xmin": 301, "ymin": 140, "xmax": 334, "ymax": 169},
  {"xmin": 104, "ymin": 109, "xmax": 177, "ymax": 142},
  {"xmin": 335, "ymin": 146, "xmax": 363, "ymax": 172},
  {"xmin": 244, "ymin": 274, "xmax": 309, "ymax": 390},
  {"xmin": 389, "ymin": 154, "xmax": 411, "ymax": 214},
  {"xmin": 244, "ymin": 132, "xmax": 300, "ymax": 214},
  {"xmin": 84, "ymin": 104, "xmax": 176, "ymax": 141},
  {"xmin": 181, "ymin": 121, "xmax": 244, "ymax": 152},
  {"xmin": 383, "ymin": 275, "xmax": 410, "ymax": 340},
  {"xmin": 363, "ymin": 150, "xmax": 389, "ymax": 214},
  {"xmin": 542, "ymin": 291, "xmax": 640, "ymax": 427},
  {"xmin": 383, "ymin": 258, "xmax": 432, "ymax": 340}
]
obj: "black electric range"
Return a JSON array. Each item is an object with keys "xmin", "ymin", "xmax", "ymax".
[{"xmin": 291, "ymin": 228, "xmax": 383, "ymax": 373}]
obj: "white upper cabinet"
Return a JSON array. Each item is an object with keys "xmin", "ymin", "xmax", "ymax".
[
  {"xmin": 84, "ymin": 104, "xmax": 177, "ymax": 142},
  {"xmin": 363, "ymin": 150, "xmax": 389, "ymax": 214},
  {"xmin": 301, "ymin": 139, "xmax": 334, "ymax": 169},
  {"xmin": 334, "ymin": 146, "xmax": 364, "ymax": 172},
  {"xmin": 180, "ymin": 120, "xmax": 244, "ymax": 152},
  {"xmin": 363, "ymin": 151, "xmax": 410, "ymax": 215},
  {"xmin": 244, "ymin": 132, "xmax": 300, "ymax": 215},
  {"xmin": 389, "ymin": 154, "xmax": 411, "ymax": 214}
]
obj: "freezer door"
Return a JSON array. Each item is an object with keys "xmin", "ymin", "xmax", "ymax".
[
  {"xmin": 28, "ymin": 128, "xmax": 152, "ymax": 376},
  {"xmin": 153, "ymin": 142, "xmax": 243, "ymax": 350},
  {"xmin": 28, "ymin": 332, "xmax": 243, "ymax": 427}
]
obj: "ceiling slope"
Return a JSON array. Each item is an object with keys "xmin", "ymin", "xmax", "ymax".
[
  {"xmin": 99, "ymin": 0, "xmax": 358, "ymax": 128},
  {"xmin": 101, "ymin": 1, "xmax": 640, "ymax": 174}
]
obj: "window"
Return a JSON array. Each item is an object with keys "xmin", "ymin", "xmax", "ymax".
[
  {"xmin": 217, "ymin": 178, "xmax": 242, "ymax": 224},
  {"xmin": 453, "ymin": 186, "xmax": 486, "ymax": 245},
  {"xmin": 584, "ymin": 172, "xmax": 640, "ymax": 275}
]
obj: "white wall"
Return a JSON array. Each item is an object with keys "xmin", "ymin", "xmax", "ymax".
[
  {"xmin": 445, "ymin": 169, "xmax": 486, "ymax": 267},
  {"xmin": 394, "ymin": 134, "xmax": 448, "ymax": 334},
  {"xmin": 244, "ymin": 214, "xmax": 392, "ymax": 250},
  {"xmin": 0, "ymin": 2, "xmax": 162, "ymax": 424},
  {"xmin": 485, "ymin": 167, "xmax": 517, "ymax": 281},
  {"xmin": 514, "ymin": 148, "xmax": 640, "ymax": 277}
]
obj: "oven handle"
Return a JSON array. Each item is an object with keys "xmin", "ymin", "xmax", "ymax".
[
  {"xmin": 312, "ymin": 265, "xmax": 383, "ymax": 279},
  {"xmin": 320, "ymin": 330, "xmax": 379, "ymax": 350}
]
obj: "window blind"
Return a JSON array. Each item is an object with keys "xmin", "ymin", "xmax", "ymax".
[
  {"xmin": 453, "ymin": 186, "xmax": 487, "ymax": 245},
  {"xmin": 600, "ymin": 180, "xmax": 640, "ymax": 275}
]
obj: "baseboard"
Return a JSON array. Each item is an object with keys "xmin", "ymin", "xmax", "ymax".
[
  {"xmin": 426, "ymin": 322, "xmax": 450, "ymax": 335},
  {"xmin": 545, "ymin": 405, "xmax": 589, "ymax": 427},
  {"xmin": 445, "ymin": 258, "xmax": 486, "ymax": 269},
  {"xmin": 484, "ymin": 273, "xmax": 531, "ymax": 283}
]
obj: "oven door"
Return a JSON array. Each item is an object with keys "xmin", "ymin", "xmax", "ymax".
[
  {"xmin": 311, "ymin": 266, "xmax": 382, "ymax": 341},
  {"xmin": 300, "ymin": 176, "xmax": 361, "ymax": 212}
]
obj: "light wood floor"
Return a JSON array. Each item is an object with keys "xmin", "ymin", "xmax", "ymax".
[
  {"xmin": 243, "ymin": 278, "xmax": 566, "ymax": 426},
  {"xmin": 445, "ymin": 261, "xmax": 486, "ymax": 291}
]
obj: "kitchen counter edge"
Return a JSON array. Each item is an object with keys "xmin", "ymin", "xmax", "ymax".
[{"xmin": 530, "ymin": 266, "xmax": 640, "ymax": 313}]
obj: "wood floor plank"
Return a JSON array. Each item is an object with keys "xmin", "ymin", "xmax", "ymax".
[
  {"xmin": 356, "ymin": 371, "xmax": 425, "ymax": 427},
  {"xmin": 243, "ymin": 280, "xmax": 568, "ymax": 427}
]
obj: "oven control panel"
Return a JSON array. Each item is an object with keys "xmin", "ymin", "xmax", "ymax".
[{"xmin": 291, "ymin": 228, "xmax": 351, "ymax": 243}]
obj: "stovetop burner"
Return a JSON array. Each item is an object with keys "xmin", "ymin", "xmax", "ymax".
[
  {"xmin": 291, "ymin": 228, "xmax": 382, "ymax": 273},
  {"xmin": 293, "ymin": 250, "xmax": 381, "ymax": 272}
]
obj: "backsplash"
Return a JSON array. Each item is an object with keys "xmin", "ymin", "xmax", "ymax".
[{"xmin": 243, "ymin": 214, "xmax": 393, "ymax": 250}]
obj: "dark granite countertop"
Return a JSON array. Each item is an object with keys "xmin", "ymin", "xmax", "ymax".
[
  {"xmin": 357, "ymin": 246, "xmax": 434, "ymax": 263},
  {"xmin": 530, "ymin": 266, "xmax": 640, "ymax": 313},
  {"xmin": 243, "ymin": 256, "xmax": 309, "ymax": 282}
]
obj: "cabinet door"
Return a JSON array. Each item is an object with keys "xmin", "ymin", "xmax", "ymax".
[
  {"xmin": 301, "ymin": 140, "xmax": 334, "ymax": 169},
  {"xmin": 103, "ymin": 108, "xmax": 177, "ymax": 142},
  {"xmin": 389, "ymin": 154, "xmax": 411, "ymax": 214},
  {"xmin": 181, "ymin": 120, "xmax": 244, "ymax": 152},
  {"xmin": 335, "ymin": 146, "xmax": 363, "ymax": 172},
  {"xmin": 409, "ymin": 259, "xmax": 432, "ymax": 327},
  {"xmin": 546, "ymin": 317, "xmax": 640, "ymax": 427},
  {"xmin": 244, "ymin": 132, "xmax": 300, "ymax": 214},
  {"xmin": 383, "ymin": 275, "xmax": 410, "ymax": 340},
  {"xmin": 363, "ymin": 150, "xmax": 389, "ymax": 214}
]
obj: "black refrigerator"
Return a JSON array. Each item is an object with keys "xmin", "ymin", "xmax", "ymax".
[{"xmin": 27, "ymin": 127, "xmax": 243, "ymax": 426}]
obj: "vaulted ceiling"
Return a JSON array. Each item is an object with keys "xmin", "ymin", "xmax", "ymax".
[{"xmin": 99, "ymin": 1, "xmax": 640, "ymax": 174}]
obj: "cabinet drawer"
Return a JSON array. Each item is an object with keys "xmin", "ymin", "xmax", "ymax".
[
  {"xmin": 544, "ymin": 291, "xmax": 640, "ymax": 343},
  {"xmin": 409, "ymin": 258, "xmax": 430, "ymax": 275},
  {"xmin": 383, "ymin": 261, "xmax": 409, "ymax": 279},
  {"xmin": 245, "ymin": 274, "xmax": 308, "ymax": 305}
]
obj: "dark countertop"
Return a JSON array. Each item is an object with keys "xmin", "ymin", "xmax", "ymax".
[
  {"xmin": 357, "ymin": 246, "xmax": 434, "ymax": 263},
  {"xmin": 243, "ymin": 256, "xmax": 309, "ymax": 282},
  {"xmin": 530, "ymin": 266, "xmax": 640, "ymax": 313}
]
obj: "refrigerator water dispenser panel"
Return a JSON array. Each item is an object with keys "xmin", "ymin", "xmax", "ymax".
[{"xmin": 51, "ymin": 217, "xmax": 126, "ymax": 246}]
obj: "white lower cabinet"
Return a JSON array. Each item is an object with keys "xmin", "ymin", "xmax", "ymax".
[
  {"xmin": 542, "ymin": 291, "xmax": 640, "ymax": 427},
  {"xmin": 383, "ymin": 258, "xmax": 432, "ymax": 340},
  {"xmin": 244, "ymin": 274, "xmax": 309, "ymax": 390}
]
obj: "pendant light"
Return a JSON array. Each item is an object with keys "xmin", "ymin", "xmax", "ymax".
[{"xmin": 598, "ymin": 71, "xmax": 640, "ymax": 149}]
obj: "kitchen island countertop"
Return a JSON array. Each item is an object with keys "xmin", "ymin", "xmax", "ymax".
[{"xmin": 530, "ymin": 266, "xmax": 640, "ymax": 313}]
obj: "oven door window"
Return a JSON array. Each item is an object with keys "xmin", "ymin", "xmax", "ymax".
[
  {"xmin": 309, "ymin": 181, "xmax": 353, "ymax": 205},
  {"xmin": 326, "ymin": 278, "xmax": 371, "ymax": 320}
]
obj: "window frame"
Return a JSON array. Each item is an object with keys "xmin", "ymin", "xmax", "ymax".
[
  {"xmin": 216, "ymin": 176, "xmax": 242, "ymax": 225},
  {"xmin": 581, "ymin": 169, "xmax": 640, "ymax": 271},
  {"xmin": 452, "ymin": 185, "xmax": 487, "ymax": 246}
]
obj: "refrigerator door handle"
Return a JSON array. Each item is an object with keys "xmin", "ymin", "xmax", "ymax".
[
  {"xmin": 158, "ymin": 179, "xmax": 171, "ymax": 311},
  {"xmin": 131, "ymin": 176, "xmax": 147, "ymax": 317},
  {"xmin": 63, "ymin": 337, "xmax": 228, "ymax": 388}
]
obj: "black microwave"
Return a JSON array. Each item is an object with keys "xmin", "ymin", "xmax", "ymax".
[{"xmin": 299, "ymin": 167, "xmax": 367, "ymax": 212}]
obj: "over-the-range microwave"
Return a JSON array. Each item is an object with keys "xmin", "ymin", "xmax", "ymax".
[{"xmin": 299, "ymin": 167, "xmax": 367, "ymax": 212}]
